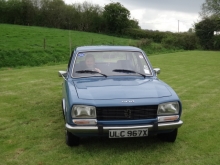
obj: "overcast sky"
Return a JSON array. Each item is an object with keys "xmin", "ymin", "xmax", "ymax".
[{"xmin": 64, "ymin": 0, "xmax": 206, "ymax": 32}]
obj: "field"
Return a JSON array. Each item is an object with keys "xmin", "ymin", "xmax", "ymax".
[
  {"xmin": 0, "ymin": 24, "xmax": 182, "ymax": 68},
  {"xmin": 0, "ymin": 51, "xmax": 220, "ymax": 165},
  {"xmin": 0, "ymin": 24, "xmax": 137, "ymax": 68}
]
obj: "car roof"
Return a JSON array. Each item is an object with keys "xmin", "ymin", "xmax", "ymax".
[{"xmin": 75, "ymin": 46, "xmax": 143, "ymax": 52}]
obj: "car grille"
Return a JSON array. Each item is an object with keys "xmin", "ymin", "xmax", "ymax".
[{"xmin": 96, "ymin": 105, "xmax": 158, "ymax": 120}]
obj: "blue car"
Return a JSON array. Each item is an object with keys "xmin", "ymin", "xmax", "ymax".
[{"xmin": 58, "ymin": 46, "xmax": 183, "ymax": 146}]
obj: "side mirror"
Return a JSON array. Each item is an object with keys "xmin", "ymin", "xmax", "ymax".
[
  {"xmin": 58, "ymin": 71, "xmax": 67, "ymax": 78},
  {"xmin": 153, "ymin": 68, "xmax": 160, "ymax": 76}
]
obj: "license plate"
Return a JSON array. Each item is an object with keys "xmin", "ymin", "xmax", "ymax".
[{"xmin": 109, "ymin": 129, "xmax": 148, "ymax": 138}]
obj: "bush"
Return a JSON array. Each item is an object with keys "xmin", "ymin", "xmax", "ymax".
[
  {"xmin": 122, "ymin": 28, "xmax": 147, "ymax": 39},
  {"xmin": 122, "ymin": 28, "xmax": 167, "ymax": 43},
  {"xmin": 122, "ymin": 28, "xmax": 199, "ymax": 50},
  {"xmin": 161, "ymin": 33, "xmax": 199, "ymax": 50},
  {"xmin": 135, "ymin": 38, "xmax": 153, "ymax": 48}
]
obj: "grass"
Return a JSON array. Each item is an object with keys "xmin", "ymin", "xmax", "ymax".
[
  {"xmin": 0, "ymin": 24, "xmax": 184, "ymax": 68},
  {"xmin": 0, "ymin": 51, "xmax": 220, "ymax": 165},
  {"xmin": 0, "ymin": 24, "xmax": 138, "ymax": 67},
  {"xmin": 0, "ymin": 24, "xmax": 135, "ymax": 51}
]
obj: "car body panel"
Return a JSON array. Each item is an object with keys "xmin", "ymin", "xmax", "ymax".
[{"xmin": 73, "ymin": 77, "xmax": 172, "ymax": 100}]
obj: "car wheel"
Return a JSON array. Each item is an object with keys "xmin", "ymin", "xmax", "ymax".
[
  {"xmin": 65, "ymin": 130, "xmax": 80, "ymax": 147},
  {"xmin": 157, "ymin": 128, "xmax": 178, "ymax": 142}
]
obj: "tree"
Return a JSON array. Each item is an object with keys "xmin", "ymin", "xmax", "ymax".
[
  {"xmin": 0, "ymin": 0, "xmax": 7, "ymax": 23},
  {"xmin": 195, "ymin": 16, "xmax": 220, "ymax": 49},
  {"xmin": 20, "ymin": 0, "xmax": 37, "ymax": 25},
  {"xmin": 187, "ymin": 28, "xmax": 194, "ymax": 33},
  {"xmin": 103, "ymin": 2, "xmax": 130, "ymax": 33},
  {"xmin": 199, "ymin": 0, "xmax": 220, "ymax": 49},
  {"xmin": 47, "ymin": 0, "xmax": 66, "ymax": 28},
  {"xmin": 74, "ymin": 2, "xmax": 103, "ymax": 31},
  {"xmin": 128, "ymin": 18, "xmax": 140, "ymax": 29},
  {"xmin": 200, "ymin": 0, "xmax": 220, "ymax": 17}
]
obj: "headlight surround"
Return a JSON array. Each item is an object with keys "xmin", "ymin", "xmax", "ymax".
[
  {"xmin": 71, "ymin": 105, "xmax": 96, "ymax": 118},
  {"xmin": 157, "ymin": 102, "xmax": 179, "ymax": 115}
]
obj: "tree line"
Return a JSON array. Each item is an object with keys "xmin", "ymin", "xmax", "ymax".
[
  {"xmin": 0, "ymin": 0, "xmax": 139, "ymax": 33},
  {"xmin": 0, "ymin": 0, "xmax": 220, "ymax": 50}
]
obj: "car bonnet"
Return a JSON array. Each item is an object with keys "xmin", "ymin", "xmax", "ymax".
[{"xmin": 73, "ymin": 77, "xmax": 172, "ymax": 100}]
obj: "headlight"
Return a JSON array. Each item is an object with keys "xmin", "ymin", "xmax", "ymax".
[
  {"xmin": 157, "ymin": 102, "xmax": 179, "ymax": 115},
  {"xmin": 72, "ymin": 105, "xmax": 96, "ymax": 118}
]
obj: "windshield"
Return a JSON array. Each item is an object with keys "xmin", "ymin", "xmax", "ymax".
[{"xmin": 72, "ymin": 51, "xmax": 152, "ymax": 77}]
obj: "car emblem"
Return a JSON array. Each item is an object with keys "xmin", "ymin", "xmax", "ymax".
[
  {"xmin": 122, "ymin": 100, "xmax": 134, "ymax": 103},
  {"xmin": 124, "ymin": 108, "xmax": 132, "ymax": 118}
]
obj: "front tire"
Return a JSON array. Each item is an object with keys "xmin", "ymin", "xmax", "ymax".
[
  {"xmin": 65, "ymin": 130, "xmax": 80, "ymax": 146},
  {"xmin": 158, "ymin": 129, "xmax": 178, "ymax": 142}
]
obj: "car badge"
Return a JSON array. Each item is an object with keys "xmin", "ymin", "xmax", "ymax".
[
  {"xmin": 124, "ymin": 108, "xmax": 132, "ymax": 118},
  {"xmin": 122, "ymin": 100, "xmax": 134, "ymax": 103}
]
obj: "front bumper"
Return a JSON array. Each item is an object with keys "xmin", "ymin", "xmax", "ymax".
[{"xmin": 66, "ymin": 120, "xmax": 183, "ymax": 134}]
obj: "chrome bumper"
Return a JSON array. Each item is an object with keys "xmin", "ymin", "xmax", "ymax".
[{"xmin": 66, "ymin": 120, "xmax": 183, "ymax": 134}]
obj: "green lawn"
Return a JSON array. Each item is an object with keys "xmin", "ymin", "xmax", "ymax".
[{"xmin": 0, "ymin": 51, "xmax": 220, "ymax": 165}]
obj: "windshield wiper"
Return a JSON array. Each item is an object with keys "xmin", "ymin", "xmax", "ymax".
[
  {"xmin": 112, "ymin": 69, "xmax": 146, "ymax": 78},
  {"xmin": 75, "ymin": 70, "xmax": 107, "ymax": 77}
]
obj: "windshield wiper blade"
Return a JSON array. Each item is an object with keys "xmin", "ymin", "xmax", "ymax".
[
  {"xmin": 75, "ymin": 70, "xmax": 107, "ymax": 77},
  {"xmin": 112, "ymin": 69, "xmax": 146, "ymax": 78}
]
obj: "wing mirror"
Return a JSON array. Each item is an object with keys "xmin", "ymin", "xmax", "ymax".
[
  {"xmin": 153, "ymin": 68, "xmax": 160, "ymax": 76},
  {"xmin": 58, "ymin": 71, "xmax": 67, "ymax": 78}
]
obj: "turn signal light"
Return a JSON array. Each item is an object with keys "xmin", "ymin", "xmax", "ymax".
[{"xmin": 158, "ymin": 115, "xmax": 179, "ymax": 122}]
